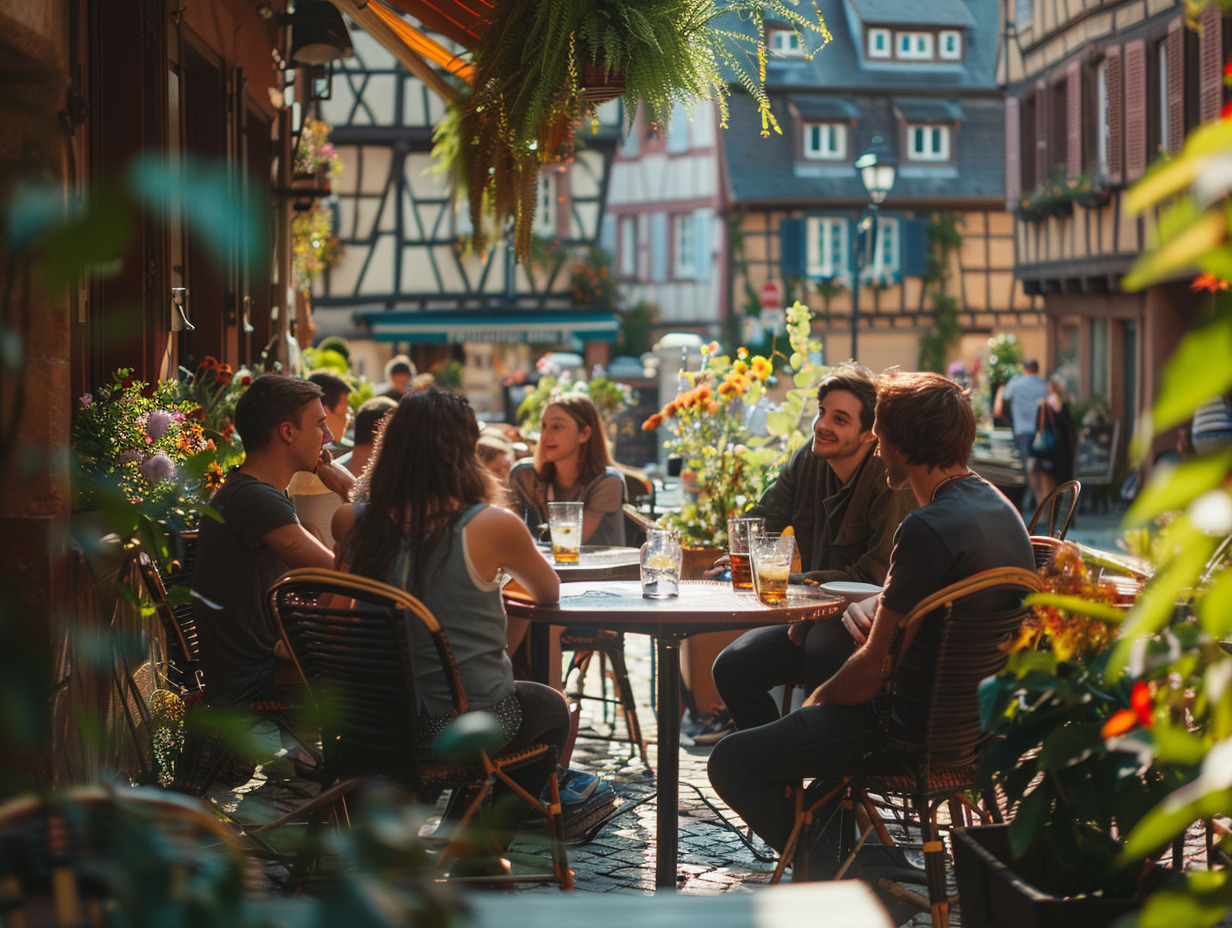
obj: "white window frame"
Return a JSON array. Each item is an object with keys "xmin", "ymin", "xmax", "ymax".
[
  {"xmin": 619, "ymin": 216, "xmax": 636, "ymax": 277},
  {"xmin": 533, "ymin": 172, "xmax": 556, "ymax": 235},
  {"xmin": 939, "ymin": 30, "xmax": 962, "ymax": 60},
  {"xmin": 907, "ymin": 124, "xmax": 950, "ymax": 161},
  {"xmin": 1096, "ymin": 60, "xmax": 1110, "ymax": 176},
  {"xmin": 896, "ymin": 32, "xmax": 934, "ymax": 60},
  {"xmin": 803, "ymin": 122, "xmax": 846, "ymax": 161},
  {"xmin": 769, "ymin": 29, "xmax": 805, "ymax": 58},
  {"xmin": 805, "ymin": 216, "xmax": 848, "ymax": 279},
  {"xmin": 673, "ymin": 213, "xmax": 697, "ymax": 279},
  {"xmin": 863, "ymin": 216, "xmax": 900, "ymax": 280},
  {"xmin": 868, "ymin": 28, "xmax": 891, "ymax": 59}
]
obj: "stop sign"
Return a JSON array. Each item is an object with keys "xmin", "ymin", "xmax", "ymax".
[{"xmin": 760, "ymin": 279, "xmax": 781, "ymax": 310}]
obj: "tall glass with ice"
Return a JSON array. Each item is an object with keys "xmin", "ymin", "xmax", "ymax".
[
  {"xmin": 751, "ymin": 534, "xmax": 795, "ymax": 606},
  {"xmin": 640, "ymin": 527, "xmax": 683, "ymax": 599},
  {"xmin": 548, "ymin": 501, "xmax": 584, "ymax": 564}
]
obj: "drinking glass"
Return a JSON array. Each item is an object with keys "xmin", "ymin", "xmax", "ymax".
[
  {"xmin": 727, "ymin": 516, "xmax": 766, "ymax": 592},
  {"xmin": 548, "ymin": 501, "xmax": 584, "ymax": 564},
  {"xmin": 751, "ymin": 534, "xmax": 796, "ymax": 606},
  {"xmin": 641, "ymin": 527, "xmax": 683, "ymax": 599}
]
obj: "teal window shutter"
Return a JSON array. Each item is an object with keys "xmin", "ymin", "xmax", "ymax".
[
  {"xmin": 694, "ymin": 210, "xmax": 711, "ymax": 282},
  {"xmin": 901, "ymin": 217, "xmax": 930, "ymax": 278},
  {"xmin": 651, "ymin": 213, "xmax": 669, "ymax": 282},
  {"xmin": 780, "ymin": 218, "xmax": 805, "ymax": 277}
]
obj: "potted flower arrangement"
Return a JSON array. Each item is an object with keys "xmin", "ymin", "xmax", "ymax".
[
  {"xmin": 641, "ymin": 301, "xmax": 821, "ymax": 550},
  {"xmin": 71, "ymin": 362, "xmax": 250, "ymax": 550},
  {"xmin": 959, "ymin": 524, "xmax": 1227, "ymax": 927},
  {"xmin": 433, "ymin": 0, "xmax": 831, "ymax": 261}
]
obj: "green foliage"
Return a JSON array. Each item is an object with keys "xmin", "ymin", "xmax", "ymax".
[
  {"xmin": 984, "ymin": 331, "xmax": 1025, "ymax": 386},
  {"xmin": 433, "ymin": 0, "xmax": 831, "ymax": 259},
  {"xmin": 643, "ymin": 302, "xmax": 820, "ymax": 546},
  {"xmin": 918, "ymin": 212, "xmax": 964, "ymax": 372},
  {"xmin": 614, "ymin": 300, "xmax": 658, "ymax": 358},
  {"xmin": 570, "ymin": 245, "xmax": 618, "ymax": 306},
  {"xmin": 317, "ymin": 335, "xmax": 352, "ymax": 361}
]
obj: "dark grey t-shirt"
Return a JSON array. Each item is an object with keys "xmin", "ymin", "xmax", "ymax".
[
  {"xmin": 192, "ymin": 471, "xmax": 300, "ymax": 705},
  {"xmin": 880, "ymin": 476, "xmax": 1035, "ymax": 733}
]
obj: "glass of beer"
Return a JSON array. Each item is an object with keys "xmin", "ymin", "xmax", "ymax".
[
  {"xmin": 751, "ymin": 534, "xmax": 795, "ymax": 606},
  {"xmin": 548, "ymin": 501, "xmax": 584, "ymax": 564},
  {"xmin": 727, "ymin": 516, "xmax": 765, "ymax": 591}
]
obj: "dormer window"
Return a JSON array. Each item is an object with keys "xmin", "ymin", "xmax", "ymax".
[
  {"xmin": 868, "ymin": 28, "xmax": 891, "ymax": 59},
  {"xmin": 939, "ymin": 30, "xmax": 962, "ymax": 60},
  {"xmin": 803, "ymin": 122, "xmax": 846, "ymax": 160},
  {"xmin": 897, "ymin": 32, "xmax": 933, "ymax": 60},
  {"xmin": 907, "ymin": 124, "xmax": 950, "ymax": 161},
  {"xmin": 769, "ymin": 28, "xmax": 805, "ymax": 58}
]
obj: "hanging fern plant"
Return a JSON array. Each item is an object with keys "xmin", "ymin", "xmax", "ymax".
[{"xmin": 434, "ymin": 0, "xmax": 831, "ymax": 261}]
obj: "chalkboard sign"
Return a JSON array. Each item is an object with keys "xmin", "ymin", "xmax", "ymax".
[
  {"xmin": 610, "ymin": 378, "xmax": 661, "ymax": 468},
  {"xmin": 1074, "ymin": 422, "xmax": 1119, "ymax": 484}
]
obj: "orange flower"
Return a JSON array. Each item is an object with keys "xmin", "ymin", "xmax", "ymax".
[
  {"xmin": 706, "ymin": 402, "xmax": 721, "ymax": 415},
  {"xmin": 664, "ymin": 402, "xmax": 679, "ymax": 418},
  {"xmin": 1101, "ymin": 708, "xmax": 1137, "ymax": 739},
  {"xmin": 717, "ymin": 381, "xmax": 737, "ymax": 396},
  {"xmin": 216, "ymin": 363, "xmax": 234, "ymax": 384},
  {"xmin": 204, "ymin": 462, "xmax": 225, "ymax": 491},
  {"xmin": 736, "ymin": 347, "xmax": 748, "ymax": 360},
  {"xmin": 642, "ymin": 412, "xmax": 665, "ymax": 431},
  {"xmin": 733, "ymin": 360, "xmax": 749, "ymax": 375},
  {"xmin": 1192, "ymin": 272, "xmax": 1229, "ymax": 292}
]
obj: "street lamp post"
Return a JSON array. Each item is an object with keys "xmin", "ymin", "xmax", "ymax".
[{"xmin": 850, "ymin": 140, "xmax": 897, "ymax": 361}]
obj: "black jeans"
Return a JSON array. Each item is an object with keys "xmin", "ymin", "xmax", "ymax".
[
  {"xmin": 706, "ymin": 701, "xmax": 890, "ymax": 862},
  {"xmin": 712, "ymin": 619, "xmax": 857, "ymax": 731}
]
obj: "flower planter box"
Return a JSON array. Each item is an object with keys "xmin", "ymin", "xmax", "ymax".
[{"xmin": 953, "ymin": 825, "xmax": 1154, "ymax": 928}]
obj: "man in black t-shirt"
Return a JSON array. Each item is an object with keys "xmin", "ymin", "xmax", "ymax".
[
  {"xmin": 192, "ymin": 375, "xmax": 355, "ymax": 706},
  {"xmin": 708, "ymin": 371, "xmax": 1034, "ymax": 878}
]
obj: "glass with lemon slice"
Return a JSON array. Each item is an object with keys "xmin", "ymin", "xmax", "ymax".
[{"xmin": 640, "ymin": 527, "xmax": 683, "ymax": 598}]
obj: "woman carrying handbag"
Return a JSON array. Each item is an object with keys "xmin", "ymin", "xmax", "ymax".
[{"xmin": 1027, "ymin": 373, "xmax": 1076, "ymax": 507}]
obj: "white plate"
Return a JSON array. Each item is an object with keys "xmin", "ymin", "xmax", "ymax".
[{"xmin": 818, "ymin": 581, "xmax": 883, "ymax": 597}]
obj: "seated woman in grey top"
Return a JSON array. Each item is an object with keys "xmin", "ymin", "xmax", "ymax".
[
  {"xmin": 333, "ymin": 389, "xmax": 568, "ymax": 846},
  {"xmin": 509, "ymin": 393, "xmax": 626, "ymax": 547}
]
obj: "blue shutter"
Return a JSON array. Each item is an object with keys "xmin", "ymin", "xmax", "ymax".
[
  {"xmin": 780, "ymin": 218, "xmax": 805, "ymax": 277},
  {"xmin": 694, "ymin": 210, "xmax": 711, "ymax": 282},
  {"xmin": 651, "ymin": 212, "xmax": 669, "ymax": 283},
  {"xmin": 901, "ymin": 217, "xmax": 930, "ymax": 278}
]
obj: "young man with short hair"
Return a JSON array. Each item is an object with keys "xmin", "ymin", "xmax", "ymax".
[{"xmin": 192, "ymin": 374, "xmax": 354, "ymax": 706}]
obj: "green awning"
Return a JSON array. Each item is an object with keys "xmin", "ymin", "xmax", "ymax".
[{"xmin": 356, "ymin": 308, "xmax": 621, "ymax": 345}]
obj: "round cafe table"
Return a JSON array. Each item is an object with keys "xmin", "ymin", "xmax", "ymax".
[
  {"xmin": 536, "ymin": 544, "xmax": 642, "ymax": 583},
  {"xmin": 504, "ymin": 578, "xmax": 845, "ymax": 889}
]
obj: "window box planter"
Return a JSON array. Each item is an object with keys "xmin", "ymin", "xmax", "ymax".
[{"xmin": 953, "ymin": 825, "xmax": 1164, "ymax": 928}]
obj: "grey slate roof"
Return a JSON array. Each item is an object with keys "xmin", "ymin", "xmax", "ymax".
[
  {"xmin": 720, "ymin": 0, "xmax": 1005, "ymax": 206},
  {"xmin": 849, "ymin": 0, "xmax": 977, "ymax": 28}
]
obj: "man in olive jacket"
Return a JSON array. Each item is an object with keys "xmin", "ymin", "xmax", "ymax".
[{"xmin": 713, "ymin": 368, "xmax": 917, "ymax": 731}]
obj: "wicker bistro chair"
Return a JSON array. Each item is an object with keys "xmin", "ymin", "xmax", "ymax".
[
  {"xmin": 0, "ymin": 785, "xmax": 241, "ymax": 928},
  {"xmin": 1027, "ymin": 479, "xmax": 1081, "ymax": 540},
  {"xmin": 770, "ymin": 567, "xmax": 1043, "ymax": 928},
  {"xmin": 134, "ymin": 530, "xmax": 203, "ymax": 697},
  {"xmin": 265, "ymin": 568, "xmax": 572, "ymax": 889}
]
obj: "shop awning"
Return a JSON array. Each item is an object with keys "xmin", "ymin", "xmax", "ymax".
[
  {"xmin": 356, "ymin": 308, "xmax": 621, "ymax": 345},
  {"xmin": 329, "ymin": 0, "xmax": 476, "ymax": 102}
]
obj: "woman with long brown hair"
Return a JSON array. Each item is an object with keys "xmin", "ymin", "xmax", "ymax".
[
  {"xmin": 333, "ymin": 388, "xmax": 568, "ymax": 846},
  {"xmin": 509, "ymin": 393, "xmax": 625, "ymax": 546}
]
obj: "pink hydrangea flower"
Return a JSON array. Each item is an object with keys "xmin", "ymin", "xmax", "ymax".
[
  {"xmin": 78, "ymin": 393, "xmax": 93, "ymax": 407},
  {"xmin": 146, "ymin": 409, "xmax": 173, "ymax": 440},
  {"xmin": 139, "ymin": 453, "xmax": 176, "ymax": 485}
]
